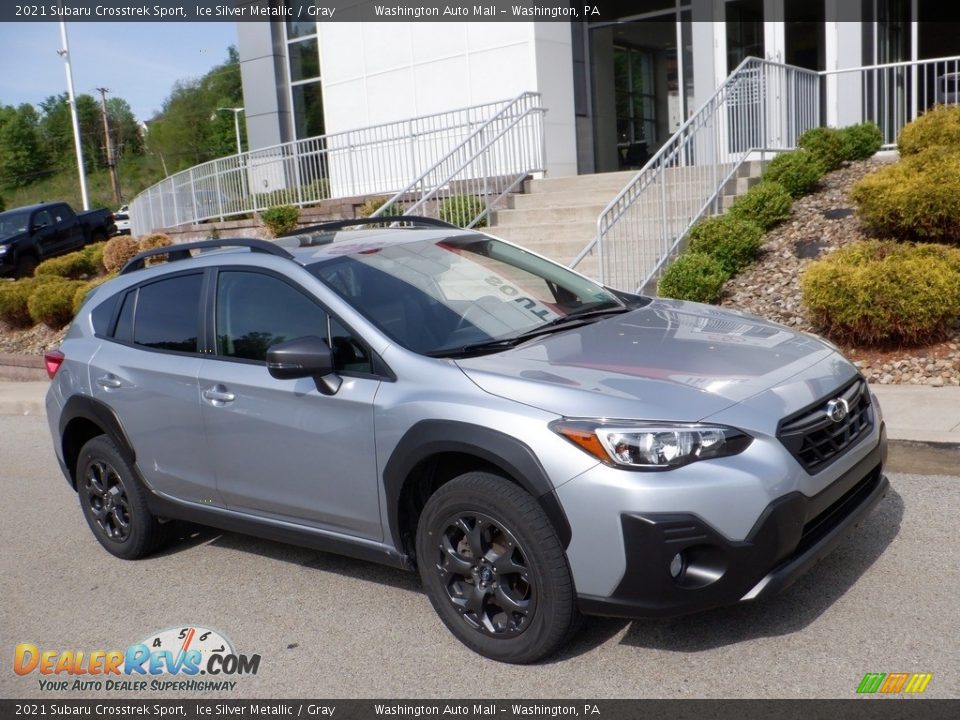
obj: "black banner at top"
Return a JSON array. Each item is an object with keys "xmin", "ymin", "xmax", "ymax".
[{"xmin": 9, "ymin": 1, "xmax": 960, "ymax": 23}]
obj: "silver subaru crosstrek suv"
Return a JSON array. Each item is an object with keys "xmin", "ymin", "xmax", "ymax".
[{"xmin": 45, "ymin": 217, "xmax": 888, "ymax": 663}]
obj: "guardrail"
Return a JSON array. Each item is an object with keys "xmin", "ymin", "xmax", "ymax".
[{"xmin": 129, "ymin": 93, "xmax": 543, "ymax": 235}]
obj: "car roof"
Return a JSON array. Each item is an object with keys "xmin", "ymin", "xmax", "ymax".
[
  {"xmin": 272, "ymin": 227, "xmax": 481, "ymax": 265},
  {"xmin": 0, "ymin": 203, "xmax": 61, "ymax": 214}
]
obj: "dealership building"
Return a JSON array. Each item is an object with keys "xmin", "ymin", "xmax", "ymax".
[{"xmin": 236, "ymin": 0, "xmax": 959, "ymax": 178}]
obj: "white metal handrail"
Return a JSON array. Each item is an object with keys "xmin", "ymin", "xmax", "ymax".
[
  {"xmin": 129, "ymin": 94, "xmax": 543, "ymax": 235},
  {"xmin": 575, "ymin": 54, "xmax": 960, "ymax": 294},
  {"xmin": 371, "ymin": 92, "xmax": 545, "ymax": 227},
  {"xmin": 571, "ymin": 57, "xmax": 820, "ymax": 293}
]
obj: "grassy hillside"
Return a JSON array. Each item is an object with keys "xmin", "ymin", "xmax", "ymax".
[{"xmin": 1, "ymin": 155, "xmax": 166, "ymax": 212}]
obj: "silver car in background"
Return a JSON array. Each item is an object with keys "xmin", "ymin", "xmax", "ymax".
[{"xmin": 44, "ymin": 217, "xmax": 888, "ymax": 663}]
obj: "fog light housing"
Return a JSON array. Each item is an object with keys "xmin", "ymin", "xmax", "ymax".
[{"xmin": 669, "ymin": 552, "xmax": 684, "ymax": 578}]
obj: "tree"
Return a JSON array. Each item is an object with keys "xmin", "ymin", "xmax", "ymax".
[
  {"xmin": 0, "ymin": 103, "xmax": 49, "ymax": 187},
  {"xmin": 145, "ymin": 46, "xmax": 245, "ymax": 170}
]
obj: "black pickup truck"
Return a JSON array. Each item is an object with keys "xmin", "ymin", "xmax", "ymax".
[{"xmin": 0, "ymin": 202, "xmax": 116, "ymax": 277}]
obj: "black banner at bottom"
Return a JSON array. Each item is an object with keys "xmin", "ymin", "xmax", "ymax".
[{"xmin": 1, "ymin": 700, "xmax": 959, "ymax": 720}]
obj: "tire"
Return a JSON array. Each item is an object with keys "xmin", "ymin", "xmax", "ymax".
[
  {"xmin": 14, "ymin": 254, "xmax": 37, "ymax": 278},
  {"xmin": 75, "ymin": 435, "xmax": 171, "ymax": 560},
  {"xmin": 91, "ymin": 231, "xmax": 107, "ymax": 244},
  {"xmin": 416, "ymin": 472, "xmax": 580, "ymax": 663}
]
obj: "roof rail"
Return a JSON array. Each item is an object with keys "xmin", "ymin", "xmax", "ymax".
[
  {"xmin": 277, "ymin": 215, "xmax": 460, "ymax": 237},
  {"xmin": 120, "ymin": 238, "xmax": 296, "ymax": 275}
]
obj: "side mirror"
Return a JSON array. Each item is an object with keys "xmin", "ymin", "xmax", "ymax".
[{"xmin": 266, "ymin": 336, "xmax": 341, "ymax": 395}]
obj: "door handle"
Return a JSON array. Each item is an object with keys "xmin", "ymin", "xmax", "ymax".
[
  {"xmin": 96, "ymin": 374, "xmax": 122, "ymax": 389},
  {"xmin": 203, "ymin": 385, "xmax": 236, "ymax": 405}
]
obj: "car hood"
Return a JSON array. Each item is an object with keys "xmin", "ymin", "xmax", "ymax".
[
  {"xmin": 456, "ymin": 299, "xmax": 843, "ymax": 422},
  {"xmin": 0, "ymin": 231, "xmax": 26, "ymax": 244}
]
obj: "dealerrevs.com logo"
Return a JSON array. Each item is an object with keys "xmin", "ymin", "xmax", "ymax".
[{"xmin": 13, "ymin": 626, "xmax": 261, "ymax": 693}]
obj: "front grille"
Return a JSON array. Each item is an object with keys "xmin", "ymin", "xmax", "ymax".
[{"xmin": 777, "ymin": 379, "xmax": 873, "ymax": 474}]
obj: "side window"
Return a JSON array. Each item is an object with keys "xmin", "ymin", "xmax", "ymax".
[
  {"xmin": 216, "ymin": 271, "xmax": 373, "ymax": 373},
  {"xmin": 330, "ymin": 317, "xmax": 372, "ymax": 374},
  {"xmin": 33, "ymin": 210, "xmax": 53, "ymax": 228},
  {"xmin": 132, "ymin": 274, "xmax": 203, "ymax": 353},
  {"xmin": 113, "ymin": 290, "xmax": 135, "ymax": 344},
  {"xmin": 216, "ymin": 271, "xmax": 328, "ymax": 362}
]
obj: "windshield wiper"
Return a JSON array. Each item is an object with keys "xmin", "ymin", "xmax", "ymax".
[
  {"xmin": 428, "ymin": 304, "xmax": 632, "ymax": 359},
  {"xmin": 512, "ymin": 303, "xmax": 631, "ymax": 338}
]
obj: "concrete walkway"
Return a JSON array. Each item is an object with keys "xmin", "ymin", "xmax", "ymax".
[{"xmin": 1, "ymin": 381, "xmax": 958, "ymax": 448}]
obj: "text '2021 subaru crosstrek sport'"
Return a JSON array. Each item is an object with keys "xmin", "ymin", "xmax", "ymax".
[{"xmin": 45, "ymin": 217, "xmax": 888, "ymax": 663}]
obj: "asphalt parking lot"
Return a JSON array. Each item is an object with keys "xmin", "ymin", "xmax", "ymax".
[{"xmin": 2, "ymin": 415, "xmax": 957, "ymax": 699}]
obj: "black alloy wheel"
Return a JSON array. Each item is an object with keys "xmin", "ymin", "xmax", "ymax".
[
  {"xmin": 83, "ymin": 459, "xmax": 132, "ymax": 543},
  {"xmin": 435, "ymin": 511, "xmax": 534, "ymax": 636}
]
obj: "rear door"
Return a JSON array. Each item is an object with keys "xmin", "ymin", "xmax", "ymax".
[
  {"xmin": 50, "ymin": 204, "xmax": 85, "ymax": 250},
  {"xmin": 88, "ymin": 271, "xmax": 220, "ymax": 506},
  {"xmin": 198, "ymin": 268, "xmax": 383, "ymax": 539}
]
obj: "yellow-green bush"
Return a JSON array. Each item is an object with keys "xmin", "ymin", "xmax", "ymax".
[
  {"xmin": 850, "ymin": 149, "xmax": 960, "ymax": 243},
  {"xmin": 798, "ymin": 127, "xmax": 846, "ymax": 171},
  {"xmin": 358, "ymin": 196, "xmax": 404, "ymax": 218},
  {"xmin": 83, "ymin": 242, "xmax": 106, "ymax": 274},
  {"xmin": 102, "ymin": 235, "xmax": 141, "ymax": 273},
  {"xmin": 439, "ymin": 195, "xmax": 487, "ymax": 228},
  {"xmin": 898, "ymin": 104, "xmax": 960, "ymax": 156},
  {"xmin": 27, "ymin": 277, "xmax": 85, "ymax": 329},
  {"xmin": 0, "ymin": 280, "xmax": 36, "ymax": 327},
  {"xmin": 72, "ymin": 275, "xmax": 114, "ymax": 314},
  {"xmin": 839, "ymin": 122, "xmax": 883, "ymax": 160},
  {"xmin": 762, "ymin": 149, "xmax": 824, "ymax": 197},
  {"xmin": 801, "ymin": 240, "xmax": 960, "ymax": 346},
  {"xmin": 657, "ymin": 252, "xmax": 729, "ymax": 304},
  {"xmin": 728, "ymin": 181, "xmax": 793, "ymax": 230},
  {"xmin": 686, "ymin": 214, "xmax": 765, "ymax": 275},
  {"xmin": 260, "ymin": 205, "xmax": 300, "ymax": 237},
  {"xmin": 35, "ymin": 247, "xmax": 100, "ymax": 279}
]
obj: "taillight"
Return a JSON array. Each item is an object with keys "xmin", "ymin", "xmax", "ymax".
[{"xmin": 44, "ymin": 349, "xmax": 65, "ymax": 379}]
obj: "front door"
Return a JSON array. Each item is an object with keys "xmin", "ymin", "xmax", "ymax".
[{"xmin": 198, "ymin": 269, "xmax": 383, "ymax": 540}]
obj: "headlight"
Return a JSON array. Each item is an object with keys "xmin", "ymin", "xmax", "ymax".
[
  {"xmin": 0, "ymin": 245, "xmax": 9, "ymax": 255},
  {"xmin": 550, "ymin": 419, "xmax": 752, "ymax": 470}
]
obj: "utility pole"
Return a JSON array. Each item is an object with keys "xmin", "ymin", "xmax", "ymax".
[
  {"xmin": 96, "ymin": 87, "xmax": 121, "ymax": 206},
  {"xmin": 57, "ymin": 19, "xmax": 89, "ymax": 210}
]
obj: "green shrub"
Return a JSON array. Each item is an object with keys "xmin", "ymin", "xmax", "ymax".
[
  {"xmin": 358, "ymin": 196, "xmax": 404, "ymax": 218},
  {"xmin": 102, "ymin": 235, "xmax": 140, "ymax": 273},
  {"xmin": 260, "ymin": 205, "xmax": 300, "ymax": 237},
  {"xmin": 763, "ymin": 149, "xmax": 824, "ymax": 197},
  {"xmin": 728, "ymin": 181, "xmax": 793, "ymax": 230},
  {"xmin": 898, "ymin": 104, "xmax": 960, "ymax": 155},
  {"xmin": 839, "ymin": 122, "xmax": 883, "ymax": 160},
  {"xmin": 27, "ymin": 278, "xmax": 85, "ymax": 329},
  {"xmin": 72, "ymin": 276, "xmax": 113, "ymax": 314},
  {"xmin": 83, "ymin": 242, "xmax": 106, "ymax": 274},
  {"xmin": 801, "ymin": 240, "xmax": 960, "ymax": 346},
  {"xmin": 35, "ymin": 248, "xmax": 100, "ymax": 279},
  {"xmin": 686, "ymin": 214, "xmax": 765, "ymax": 275},
  {"xmin": 657, "ymin": 252, "xmax": 729, "ymax": 304},
  {"xmin": 850, "ymin": 150, "xmax": 960, "ymax": 243},
  {"xmin": 798, "ymin": 127, "xmax": 846, "ymax": 171},
  {"xmin": 0, "ymin": 279, "xmax": 38, "ymax": 327},
  {"xmin": 439, "ymin": 194, "xmax": 487, "ymax": 228}
]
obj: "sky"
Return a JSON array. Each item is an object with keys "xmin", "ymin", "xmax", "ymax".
[{"xmin": 0, "ymin": 22, "xmax": 239, "ymax": 122}]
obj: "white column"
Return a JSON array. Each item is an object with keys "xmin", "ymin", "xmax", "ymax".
[{"xmin": 825, "ymin": 5, "xmax": 865, "ymax": 127}]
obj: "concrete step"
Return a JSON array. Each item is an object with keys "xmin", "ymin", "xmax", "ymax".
[
  {"xmin": 509, "ymin": 189, "xmax": 624, "ymax": 209},
  {"xmin": 525, "ymin": 170, "xmax": 638, "ymax": 194},
  {"xmin": 490, "ymin": 221, "xmax": 596, "ymax": 246},
  {"xmin": 492, "ymin": 204, "xmax": 609, "ymax": 226}
]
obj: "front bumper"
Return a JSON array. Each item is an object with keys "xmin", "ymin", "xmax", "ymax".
[{"xmin": 578, "ymin": 424, "xmax": 888, "ymax": 618}]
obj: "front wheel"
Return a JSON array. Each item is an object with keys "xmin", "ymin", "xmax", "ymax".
[{"xmin": 416, "ymin": 472, "xmax": 580, "ymax": 663}]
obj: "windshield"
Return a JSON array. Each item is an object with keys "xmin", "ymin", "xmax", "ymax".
[
  {"xmin": 0, "ymin": 210, "xmax": 30, "ymax": 236},
  {"xmin": 310, "ymin": 235, "xmax": 625, "ymax": 355}
]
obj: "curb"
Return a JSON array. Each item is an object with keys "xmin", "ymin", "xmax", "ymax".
[{"xmin": 0, "ymin": 353, "xmax": 46, "ymax": 382}]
